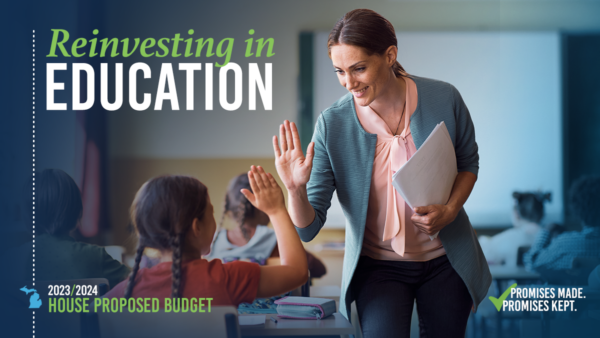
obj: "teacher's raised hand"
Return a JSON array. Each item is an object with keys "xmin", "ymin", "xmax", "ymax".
[
  {"xmin": 273, "ymin": 120, "xmax": 315, "ymax": 191},
  {"xmin": 272, "ymin": 120, "xmax": 317, "ymax": 228}
]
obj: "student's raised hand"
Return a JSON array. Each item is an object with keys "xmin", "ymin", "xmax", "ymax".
[
  {"xmin": 240, "ymin": 166, "xmax": 286, "ymax": 217},
  {"xmin": 273, "ymin": 120, "xmax": 315, "ymax": 191}
]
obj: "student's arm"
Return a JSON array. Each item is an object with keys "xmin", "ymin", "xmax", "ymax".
[
  {"xmin": 523, "ymin": 230, "xmax": 553, "ymax": 270},
  {"xmin": 524, "ymin": 224, "xmax": 568, "ymax": 271},
  {"xmin": 240, "ymin": 166, "xmax": 309, "ymax": 298}
]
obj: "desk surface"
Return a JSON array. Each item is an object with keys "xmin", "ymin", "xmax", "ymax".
[
  {"xmin": 239, "ymin": 313, "xmax": 354, "ymax": 337},
  {"xmin": 489, "ymin": 265, "xmax": 540, "ymax": 280}
]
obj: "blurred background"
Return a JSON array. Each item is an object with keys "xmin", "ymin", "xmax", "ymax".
[{"xmin": 2, "ymin": 0, "xmax": 600, "ymax": 337}]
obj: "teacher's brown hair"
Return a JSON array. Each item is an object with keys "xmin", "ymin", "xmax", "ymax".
[{"xmin": 328, "ymin": 9, "xmax": 409, "ymax": 78}]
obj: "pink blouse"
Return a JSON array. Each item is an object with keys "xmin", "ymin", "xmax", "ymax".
[{"xmin": 357, "ymin": 77, "xmax": 446, "ymax": 261}]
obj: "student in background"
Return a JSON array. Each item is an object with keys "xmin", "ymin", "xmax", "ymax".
[
  {"xmin": 105, "ymin": 166, "xmax": 308, "ymax": 306},
  {"xmin": 36, "ymin": 169, "xmax": 130, "ymax": 288},
  {"xmin": 479, "ymin": 191, "xmax": 551, "ymax": 266},
  {"xmin": 525, "ymin": 175, "xmax": 600, "ymax": 272},
  {"xmin": 208, "ymin": 173, "xmax": 326, "ymax": 279}
]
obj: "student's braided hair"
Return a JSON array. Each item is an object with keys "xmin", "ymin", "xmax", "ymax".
[
  {"xmin": 219, "ymin": 173, "xmax": 258, "ymax": 241},
  {"xmin": 124, "ymin": 175, "xmax": 209, "ymax": 299}
]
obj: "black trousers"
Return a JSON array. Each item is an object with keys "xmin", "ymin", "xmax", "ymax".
[{"xmin": 350, "ymin": 254, "xmax": 472, "ymax": 338}]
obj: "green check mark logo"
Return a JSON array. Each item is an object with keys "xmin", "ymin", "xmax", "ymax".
[{"xmin": 488, "ymin": 283, "xmax": 517, "ymax": 311}]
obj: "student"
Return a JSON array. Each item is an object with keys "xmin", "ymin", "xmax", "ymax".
[
  {"xmin": 479, "ymin": 191, "xmax": 550, "ymax": 266},
  {"xmin": 36, "ymin": 169, "xmax": 130, "ymax": 288},
  {"xmin": 105, "ymin": 166, "xmax": 308, "ymax": 306},
  {"xmin": 524, "ymin": 175, "xmax": 600, "ymax": 272},
  {"xmin": 208, "ymin": 173, "xmax": 326, "ymax": 278}
]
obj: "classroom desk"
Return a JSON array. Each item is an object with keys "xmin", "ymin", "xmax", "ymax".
[
  {"xmin": 240, "ymin": 313, "xmax": 355, "ymax": 338},
  {"xmin": 489, "ymin": 265, "xmax": 541, "ymax": 281}
]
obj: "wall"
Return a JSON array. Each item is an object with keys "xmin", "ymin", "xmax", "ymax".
[
  {"xmin": 315, "ymin": 31, "xmax": 563, "ymax": 227},
  {"xmin": 105, "ymin": 0, "xmax": 600, "ymax": 248},
  {"xmin": 107, "ymin": 0, "xmax": 600, "ymax": 159}
]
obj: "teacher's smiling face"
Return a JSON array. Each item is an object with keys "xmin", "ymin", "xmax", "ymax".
[{"xmin": 330, "ymin": 43, "xmax": 398, "ymax": 107}]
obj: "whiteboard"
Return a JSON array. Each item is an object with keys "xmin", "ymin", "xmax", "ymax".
[{"xmin": 313, "ymin": 31, "xmax": 562, "ymax": 228}]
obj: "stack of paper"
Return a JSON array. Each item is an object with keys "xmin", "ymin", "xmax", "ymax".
[{"xmin": 392, "ymin": 122, "xmax": 457, "ymax": 240}]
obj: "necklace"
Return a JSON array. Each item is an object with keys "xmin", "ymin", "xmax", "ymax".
[{"xmin": 369, "ymin": 100, "xmax": 406, "ymax": 136}]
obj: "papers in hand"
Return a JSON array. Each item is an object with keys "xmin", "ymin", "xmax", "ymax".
[{"xmin": 392, "ymin": 122, "xmax": 457, "ymax": 240}]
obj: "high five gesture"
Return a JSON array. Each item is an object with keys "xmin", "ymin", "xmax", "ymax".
[
  {"xmin": 272, "ymin": 120, "xmax": 316, "ymax": 228},
  {"xmin": 272, "ymin": 120, "xmax": 315, "ymax": 191}
]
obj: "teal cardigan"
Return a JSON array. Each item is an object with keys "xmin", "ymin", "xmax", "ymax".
[{"xmin": 298, "ymin": 75, "xmax": 491, "ymax": 319}]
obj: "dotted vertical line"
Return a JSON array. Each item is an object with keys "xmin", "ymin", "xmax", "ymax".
[{"xmin": 32, "ymin": 29, "xmax": 36, "ymax": 338}]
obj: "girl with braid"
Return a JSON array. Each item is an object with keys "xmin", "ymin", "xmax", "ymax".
[
  {"xmin": 105, "ymin": 166, "xmax": 308, "ymax": 307},
  {"xmin": 208, "ymin": 173, "xmax": 327, "ymax": 279}
]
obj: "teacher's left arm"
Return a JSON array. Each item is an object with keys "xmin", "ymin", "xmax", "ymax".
[
  {"xmin": 411, "ymin": 85, "xmax": 479, "ymax": 236},
  {"xmin": 411, "ymin": 172, "xmax": 477, "ymax": 235}
]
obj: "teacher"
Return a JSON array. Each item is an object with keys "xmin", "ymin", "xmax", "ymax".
[{"xmin": 273, "ymin": 9, "xmax": 491, "ymax": 338}]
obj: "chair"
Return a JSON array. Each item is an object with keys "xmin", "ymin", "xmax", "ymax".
[
  {"xmin": 516, "ymin": 245, "xmax": 531, "ymax": 267},
  {"xmin": 82, "ymin": 306, "xmax": 241, "ymax": 338},
  {"xmin": 291, "ymin": 270, "xmax": 311, "ymax": 297}
]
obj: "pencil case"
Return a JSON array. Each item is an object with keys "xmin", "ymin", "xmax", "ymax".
[{"xmin": 274, "ymin": 296, "xmax": 336, "ymax": 319}]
